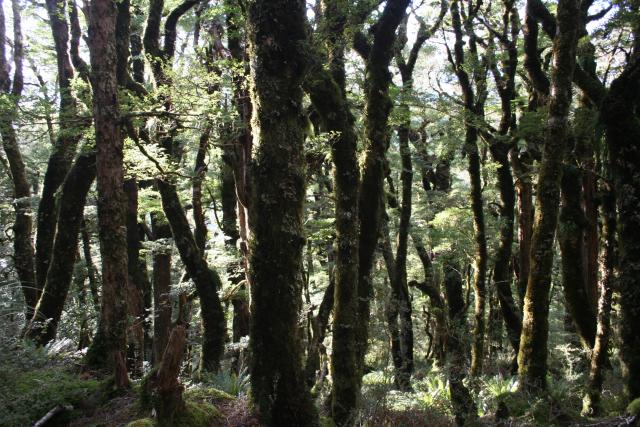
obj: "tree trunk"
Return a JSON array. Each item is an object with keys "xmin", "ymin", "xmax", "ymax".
[
  {"xmin": 601, "ymin": 33, "xmax": 640, "ymax": 401},
  {"xmin": 355, "ymin": 0, "xmax": 410, "ymax": 393},
  {"xmin": 559, "ymin": 162, "xmax": 597, "ymax": 349},
  {"xmin": 449, "ymin": 0, "xmax": 488, "ymax": 376},
  {"xmin": 305, "ymin": 278, "xmax": 334, "ymax": 388},
  {"xmin": 0, "ymin": 0, "xmax": 36, "ymax": 320},
  {"xmin": 583, "ymin": 177, "xmax": 616, "ymax": 416},
  {"xmin": 443, "ymin": 260, "xmax": 477, "ymax": 426},
  {"xmin": 156, "ymin": 179, "xmax": 226, "ymax": 373},
  {"xmin": 124, "ymin": 179, "xmax": 149, "ymax": 377},
  {"xmin": 24, "ymin": 151, "xmax": 96, "ymax": 345},
  {"xmin": 517, "ymin": 0, "xmax": 580, "ymax": 391},
  {"xmin": 246, "ymin": 1, "xmax": 317, "ymax": 424},
  {"xmin": 88, "ymin": 0, "xmax": 129, "ymax": 388},
  {"xmin": 151, "ymin": 214, "xmax": 172, "ymax": 367},
  {"xmin": 36, "ymin": 0, "xmax": 86, "ymax": 298}
]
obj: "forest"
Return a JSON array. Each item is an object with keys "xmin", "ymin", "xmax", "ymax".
[{"xmin": 0, "ymin": 0, "xmax": 639, "ymax": 425}]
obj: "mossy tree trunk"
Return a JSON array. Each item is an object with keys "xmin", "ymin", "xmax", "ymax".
[
  {"xmin": 124, "ymin": 178, "xmax": 150, "ymax": 376},
  {"xmin": 304, "ymin": 0, "xmax": 362, "ymax": 421},
  {"xmin": 558, "ymin": 161, "xmax": 597, "ymax": 349},
  {"xmin": 443, "ymin": 260, "xmax": 478, "ymax": 426},
  {"xmin": 151, "ymin": 214, "xmax": 173, "ymax": 367},
  {"xmin": 354, "ymin": 0, "xmax": 410, "ymax": 392},
  {"xmin": 88, "ymin": 0, "xmax": 130, "ymax": 389},
  {"xmin": 143, "ymin": 0, "xmax": 226, "ymax": 372},
  {"xmin": 601, "ymin": 29, "xmax": 640, "ymax": 401},
  {"xmin": 156, "ymin": 179, "xmax": 226, "ymax": 373},
  {"xmin": 246, "ymin": 1, "xmax": 317, "ymax": 424},
  {"xmin": 484, "ymin": 0, "xmax": 522, "ymax": 359},
  {"xmin": 24, "ymin": 151, "xmax": 96, "ymax": 345},
  {"xmin": 0, "ymin": 0, "xmax": 36, "ymax": 319},
  {"xmin": 35, "ymin": 0, "xmax": 87, "ymax": 299},
  {"xmin": 517, "ymin": 0, "xmax": 581, "ymax": 392},
  {"xmin": 583, "ymin": 175, "xmax": 616, "ymax": 416},
  {"xmin": 449, "ymin": 0, "xmax": 488, "ymax": 377}
]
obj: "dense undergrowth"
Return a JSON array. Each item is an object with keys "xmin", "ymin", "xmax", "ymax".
[{"xmin": 2, "ymin": 336, "xmax": 637, "ymax": 427}]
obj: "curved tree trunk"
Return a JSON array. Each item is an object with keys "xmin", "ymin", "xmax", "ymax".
[
  {"xmin": 35, "ymin": 0, "xmax": 86, "ymax": 298},
  {"xmin": 355, "ymin": 0, "xmax": 410, "ymax": 393},
  {"xmin": 517, "ymin": 0, "xmax": 580, "ymax": 391},
  {"xmin": 157, "ymin": 179, "xmax": 226, "ymax": 373},
  {"xmin": 0, "ymin": 0, "xmax": 36, "ymax": 320},
  {"xmin": 24, "ymin": 151, "xmax": 96, "ymax": 345}
]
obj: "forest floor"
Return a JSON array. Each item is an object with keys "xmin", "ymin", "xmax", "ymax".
[{"xmin": 1, "ymin": 341, "xmax": 637, "ymax": 427}]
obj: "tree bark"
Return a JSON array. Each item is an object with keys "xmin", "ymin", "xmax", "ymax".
[
  {"xmin": 36, "ymin": 0, "xmax": 86, "ymax": 298},
  {"xmin": 151, "ymin": 214, "xmax": 172, "ymax": 367},
  {"xmin": 443, "ymin": 260, "xmax": 477, "ymax": 426},
  {"xmin": 0, "ymin": 0, "xmax": 36, "ymax": 319},
  {"xmin": 517, "ymin": 0, "xmax": 581, "ymax": 392},
  {"xmin": 601, "ymin": 30, "xmax": 640, "ymax": 401},
  {"xmin": 583, "ymin": 178, "xmax": 616, "ymax": 416},
  {"xmin": 156, "ymin": 179, "xmax": 226, "ymax": 372},
  {"xmin": 449, "ymin": 0, "xmax": 488, "ymax": 377},
  {"xmin": 88, "ymin": 0, "xmax": 130, "ymax": 388},
  {"xmin": 24, "ymin": 151, "xmax": 96, "ymax": 345},
  {"xmin": 559, "ymin": 162, "xmax": 597, "ymax": 349},
  {"xmin": 246, "ymin": 1, "xmax": 317, "ymax": 424},
  {"xmin": 355, "ymin": 0, "xmax": 410, "ymax": 393}
]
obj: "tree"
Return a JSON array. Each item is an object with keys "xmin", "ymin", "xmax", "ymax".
[
  {"xmin": 517, "ymin": 0, "xmax": 581, "ymax": 392},
  {"xmin": 246, "ymin": 0, "xmax": 317, "ymax": 424},
  {"xmin": 87, "ymin": 0, "xmax": 129, "ymax": 389}
]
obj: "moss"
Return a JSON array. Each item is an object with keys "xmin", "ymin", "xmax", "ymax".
[
  {"xmin": 496, "ymin": 391, "xmax": 529, "ymax": 418},
  {"xmin": 172, "ymin": 401, "xmax": 219, "ymax": 427},
  {"xmin": 184, "ymin": 386, "xmax": 234, "ymax": 402},
  {"xmin": 126, "ymin": 419, "xmax": 155, "ymax": 427},
  {"xmin": 626, "ymin": 398, "xmax": 640, "ymax": 416},
  {"xmin": 139, "ymin": 366, "xmax": 158, "ymax": 410},
  {"xmin": 319, "ymin": 415, "xmax": 336, "ymax": 427},
  {"xmin": 0, "ymin": 365, "xmax": 103, "ymax": 427}
]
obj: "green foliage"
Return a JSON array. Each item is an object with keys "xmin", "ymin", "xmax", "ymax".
[
  {"xmin": 626, "ymin": 398, "xmax": 640, "ymax": 416},
  {"xmin": 0, "ymin": 342, "xmax": 102, "ymax": 427},
  {"xmin": 198, "ymin": 365, "xmax": 250, "ymax": 397},
  {"xmin": 125, "ymin": 401, "xmax": 219, "ymax": 427},
  {"xmin": 126, "ymin": 419, "xmax": 155, "ymax": 427}
]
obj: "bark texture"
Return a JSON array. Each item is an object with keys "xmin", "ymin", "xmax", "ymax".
[
  {"xmin": 517, "ymin": 0, "xmax": 581, "ymax": 391},
  {"xmin": 88, "ymin": 0, "xmax": 130, "ymax": 388},
  {"xmin": 0, "ymin": 0, "xmax": 36, "ymax": 319},
  {"xmin": 24, "ymin": 151, "xmax": 96, "ymax": 345},
  {"xmin": 246, "ymin": 1, "xmax": 317, "ymax": 424},
  {"xmin": 601, "ymin": 33, "xmax": 640, "ymax": 400}
]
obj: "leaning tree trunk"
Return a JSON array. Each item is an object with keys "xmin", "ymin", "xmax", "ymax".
[
  {"xmin": 24, "ymin": 151, "xmax": 96, "ymax": 345},
  {"xmin": 35, "ymin": 0, "xmax": 86, "ymax": 299},
  {"xmin": 246, "ymin": 1, "xmax": 317, "ymax": 425},
  {"xmin": 88, "ymin": 0, "xmax": 130, "ymax": 389},
  {"xmin": 517, "ymin": 0, "xmax": 580, "ymax": 392},
  {"xmin": 0, "ymin": 0, "xmax": 36, "ymax": 319},
  {"xmin": 156, "ymin": 179, "xmax": 226, "ymax": 373},
  {"xmin": 355, "ymin": 0, "xmax": 411, "ymax": 393}
]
